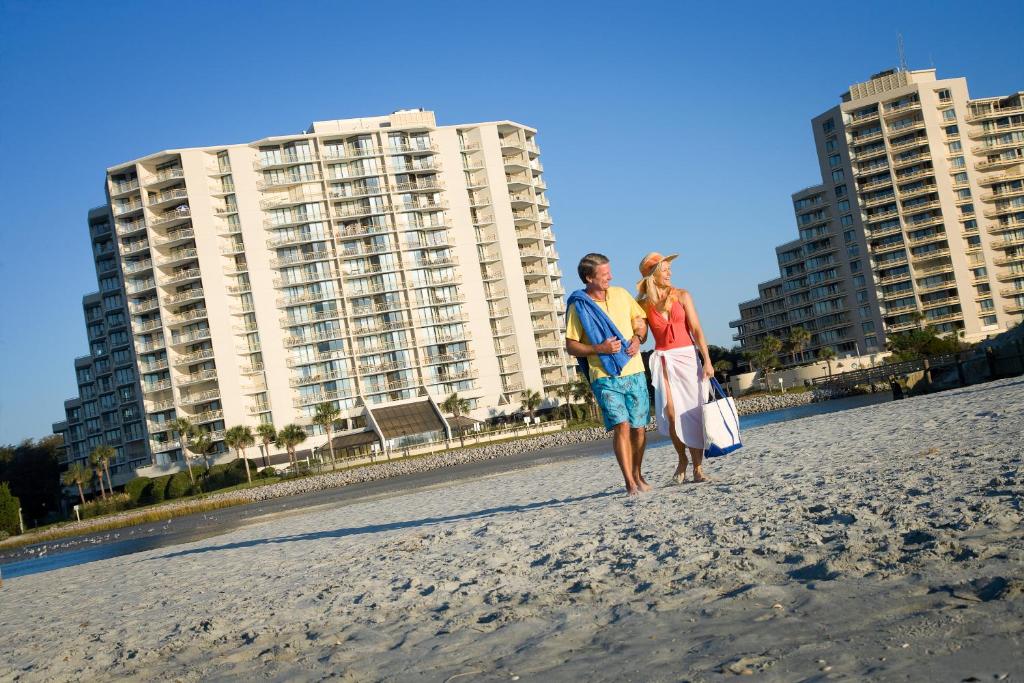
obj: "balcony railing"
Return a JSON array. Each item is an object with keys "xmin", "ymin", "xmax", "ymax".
[
  {"xmin": 162, "ymin": 288, "xmax": 205, "ymax": 306},
  {"xmin": 148, "ymin": 188, "xmax": 189, "ymax": 206}
]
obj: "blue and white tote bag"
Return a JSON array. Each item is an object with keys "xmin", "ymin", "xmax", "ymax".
[{"xmin": 703, "ymin": 378, "xmax": 742, "ymax": 457}]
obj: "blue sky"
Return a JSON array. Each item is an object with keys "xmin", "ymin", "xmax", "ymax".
[{"xmin": 0, "ymin": 0, "xmax": 1021, "ymax": 444}]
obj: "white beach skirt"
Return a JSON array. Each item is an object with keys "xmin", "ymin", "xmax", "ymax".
[{"xmin": 649, "ymin": 345, "xmax": 706, "ymax": 448}]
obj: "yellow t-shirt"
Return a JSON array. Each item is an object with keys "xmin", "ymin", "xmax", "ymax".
[{"xmin": 565, "ymin": 286, "xmax": 647, "ymax": 380}]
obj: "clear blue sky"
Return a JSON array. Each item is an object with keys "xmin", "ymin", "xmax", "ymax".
[{"xmin": 1, "ymin": 0, "xmax": 1021, "ymax": 444}]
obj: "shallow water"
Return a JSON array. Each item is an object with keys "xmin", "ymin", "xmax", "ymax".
[{"xmin": 1, "ymin": 392, "xmax": 892, "ymax": 581}]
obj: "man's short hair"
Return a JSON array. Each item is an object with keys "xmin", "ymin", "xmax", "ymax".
[{"xmin": 577, "ymin": 253, "xmax": 610, "ymax": 284}]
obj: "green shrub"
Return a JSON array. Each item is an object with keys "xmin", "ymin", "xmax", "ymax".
[
  {"xmin": 144, "ymin": 475, "xmax": 172, "ymax": 504},
  {"xmin": 125, "ymin": 477, "xmax": 150, "ymax": 506},
  {"xmin": 166, "ymin": 472, "xmax": 193, "ymax": 499},
  {"xmin": 258, "ymin": 467, "xmax": 278, "ymax": 478},
  {"xmin": 80, "ymin": 493, "xmax": 131, "ymax": 519},
  {"xmin": 0, "ymin": 483, "xmax": 21, "ymax": 535}
]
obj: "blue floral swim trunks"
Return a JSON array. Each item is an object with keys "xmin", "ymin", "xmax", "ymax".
[{"xmin": 591, "ymin": 372, "xmax": 651, "ymax": 432}]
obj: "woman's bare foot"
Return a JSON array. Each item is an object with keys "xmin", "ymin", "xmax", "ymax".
[
  {"xmin": 672, "ymin": 468, "xmax": 687, "ymax": 484},
  {"xmin": 637, "ymin": 478, "xmax": 652, "ymax": 493},
  {"xmin": 693, "ymin": 466, "xmax": 709, "ymax": 483},
  {"xmin": 626, "ymin": 486, "xmax": 640, "ymax": 496}
]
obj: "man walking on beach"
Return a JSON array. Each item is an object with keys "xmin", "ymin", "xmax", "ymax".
[{"xmin": 565, "ymin": 253, "xmax": 651, "ymax": 495}]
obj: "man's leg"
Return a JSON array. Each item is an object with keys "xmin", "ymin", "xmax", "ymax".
[
  {"xmin": 612, "ymin": 422, "xmax": 639, "ymax": 495},
  {"xmin": 631, "ymin": 426, "xmax": 649, "ymax": 491}
]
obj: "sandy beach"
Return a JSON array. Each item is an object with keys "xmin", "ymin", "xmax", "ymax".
[{"xmin": 2, "ymin": 379, "xmax": 1022, "ymax": 682}]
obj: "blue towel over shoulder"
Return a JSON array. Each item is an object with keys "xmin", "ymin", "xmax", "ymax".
[{"xmin": 566, "ymin": 289, "xmax": 633, "ymax": 382}]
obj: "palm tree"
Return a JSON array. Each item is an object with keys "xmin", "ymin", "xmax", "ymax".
[
  {"xmin": 62, "ymin": 462, "xmax": 91, "ymax": 507},
  {"xmin": 224, "ymin": 425, "xmax": 255, "ymax": 484},
  {"xmin": 256, "ymin": 423, "xmax": 276, "ymax": 468},
  {"xmin": 556, "ymin": 382, "xmax": 575, "ymax": 421},
  {"xmin": 170, "ymin": 417, "xmax": 196, "ymax": 485},
  {"xmin": 786, "ymin": 326, "xmax": 811, "ymax": 365},
  {"xmin": 571, "ymin": 377, "xmax": 597, "ymax": 422},
  {"xmin": 312, "ymin": 402, "xmax": 341, "ymax": 465},
  {"xmin": 440, "ymin": 392, "xmax": 471, "ymax": 445},
  {"xmin": 713, "ymin": 359, "xmax": 734, "ymax": 382},
  {"xmin": 88, "ymin": 449, "xmax": 108, "ymax": 500},
  {"xmin": 752, "ymin": 336, "xmax": 782, "ymax": 390},
  {"xmin": 90, "ymin": 445, "xmax": 116, "ymax": 495},
  {"xmin": 818, "ymin": 346, "xmax": 837, "ymax": 378},
  {"xmin": 276, "ymin": 424, "xmax": 307, "ymax": 472},
  {"xmin": 520, "ymin": 388, "xmax": 542, "ymax": 422},
  {"xmin": 188, "ymin": 431, "xmax": 214, "ymax": 481}
]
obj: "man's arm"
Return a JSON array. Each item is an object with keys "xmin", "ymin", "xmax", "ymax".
[{"xmin": 566, "ymin": 337, "xmax": 620, "ymax": 358}]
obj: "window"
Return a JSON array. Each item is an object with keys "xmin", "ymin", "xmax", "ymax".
[
  {"xmin": 853, "ymin": 274, "xmax": 866, "ymax": 288},
  {"xmin": 844, "ymin": 229, "xmax": 855, "ymax": 243},
  {"xmin": 822, "ymin": 118, "xmax": 835, "ymax": 134},
  {"xmin": 850, "ymin": 259, "xmax": 862, "ymax": 273},
  {"xmin": 957, "ymin": 188, "xmax": 972, "ymax": 200},
  {"xmin": 966, "ymin": 235, "xmax": 981, "ymax": 249},
  {"xmin": 942, "ymin": 109, "xmax": 957, "ymax": 121},
  {"xmin": 838, "ymin": 200, "xmax": 851, "ymax": 213},
  {"xmin": 937, "ymin": 89, "xmax": 951, "ymax": 102},
  {"xmin": 945, "ymin": 124, "xmax": 959, "ymax": 137},
  {"xmin": 856, "ymin": 290, "xmax": 869, "ymax": 303},
  {"xmin": 825, "ymin": 138, "xmax": 837, "ymax": 153},
  {"xmin": 862, "ymin": 321, "xmax": 875, "ymax": 334},
  {"xmin": 960, "ymin": 203, "xmax": 975, "ymax": 215},
  {"xmin": 99, "ymin": 275, "xmax": 119, "ymax": 292},
  {"xmin": 848, "ymin": 244, "xmax": 860, "ymax": 258},
  {"xmin": 832, "ymin": 169, "xmax": 845, "ymax": 183},
  {"xmin": 951, "ymin": 156, "xmax": 966, "ymax": 168},
  {"xmin": 840, "ymin": 215, "xmax": 854, "ymax": 227},
  {"xmin": 982, "ymin": 315, "xmax": 997, "ymax": 326},
  {"xmin": 835, "ymin": 184, "xmax": 847, "ymax": 198},
  {"xmin": 828, "ymin": 154, "xmax": 841, "ymax": 168},
  {"xmin": 948, "ymin": 140, "xmax": 962, "ymax": 153},
  {"xmin": 972, "ymin": 267, "xmax": 988, "ymax": 278},
  {"xmin": 954, "ymin": 172, "xmax": 968, "ymax": 184},
  {"xmin": 963, "ymin": 219, "xmax": 978, "ymax": 231},
  {"xmin": 979, "ymin": 299, "xmax": 995, "ymax": 311}
]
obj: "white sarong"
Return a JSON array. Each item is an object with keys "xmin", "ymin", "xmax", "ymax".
[{"xmin": 649, "ymin": 345, "xmax": 705, "ymax": 448}]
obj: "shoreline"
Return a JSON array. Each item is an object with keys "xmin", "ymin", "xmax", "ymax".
[
  {"xmin": 3, "ymin": 390, "xmax": 884, "ymax": 555},
  {"xmin": 1, "ymin": 378, "xmax": 1021, "ymax": 680}
]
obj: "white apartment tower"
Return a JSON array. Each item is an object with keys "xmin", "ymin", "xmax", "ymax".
[
  {"xmin": 732, "ymin": 69, "xmax": 1023, "ymax": 361},
  {"xmin": 56, "ymin": 110, "xmax": 572, "ymax": 474}
]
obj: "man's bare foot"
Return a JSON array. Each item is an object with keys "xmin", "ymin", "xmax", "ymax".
[
  {"xmin": 625, "ymin": 486, "xmax": 640, "ymax": 496},
  {"xmin": 636, "ymin": 475, "xmax": 652, "ymax": 492}
]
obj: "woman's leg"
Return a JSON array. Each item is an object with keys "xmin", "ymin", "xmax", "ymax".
[{"xmin": 662, "ymin": 362, "xmax": 688, "ymax": 481}]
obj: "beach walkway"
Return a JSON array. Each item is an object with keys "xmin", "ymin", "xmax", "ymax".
[{"xmin": 2, "ymin": 378, "xmax": 1022, "ymax": 681}]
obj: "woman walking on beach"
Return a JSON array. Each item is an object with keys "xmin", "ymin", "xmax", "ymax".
[{"xmin": 636, "ymin": 252, "xmax": 715, "ymax": 483}]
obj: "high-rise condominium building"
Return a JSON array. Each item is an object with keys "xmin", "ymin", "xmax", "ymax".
[
  {"xmin": 54, "ymin": 109, "xmax": 572, "ymax": 481},
  {"xmin": 731, "ymin": 69, "xmax": 1023, "ymax": 364},
  {"xmin": 51, "ymin": 209, "xmax": 151, "ymax": 484}
]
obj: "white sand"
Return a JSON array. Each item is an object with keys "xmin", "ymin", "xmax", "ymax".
[{"xmin": 2, "ymin": 379, "xmax": 1023, "ymax": 682}]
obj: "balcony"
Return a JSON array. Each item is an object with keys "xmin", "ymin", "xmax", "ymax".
[
  {"xmin": 917, "ymin": 260, "xmax": 954, "ymax": 276},
  {"xmin": 148, "ymin": 188, "xmax": 189, "ymax": 208},
  {"xmin": 865, "ymin": 208, "xmax": 900, "ymax": 224},
  {"xmin": 177, "ymin": 369, "xmax": 218, "ymax": 387},
  {"xmin": 129, "ymin": 297, "xmax": 159, "ymax": 315},
  {"xmin": 133, "ymin": 318, "xmax": 163, "ymax": 334},
  {"xmin": 109, "ymin": 178, "xmax": 140, "ymax": 197},
  {"xmin": 164, "ymin": 308, "xmax": 208, "ymax": 327},
  {"xmin": 292, "ymin": 389, "xmax": 354, "ymax": 407},
  {"xmin": 994, "ymin": 253, "xmax": 1024, "ymax": 267},
  {"xmin": 257, "ymin": 173, "xmax": 323, "ymax": 190},
  {"xmin": 143, "ymin": 379, "xmax": 172, "ymax": 394},
  {"xmin": 862, "ymin": 192, "xmax": 896, "ymax": 208},
  {"xmin": 916, "ymin": 279, "xmax": 957, "ymax": 294},
  {"xmin": 907, "ymin": 231, "xmax": 947, "ymax": 247},
  {"xmin": 924, "ymin": 311, "xmax": 964, "ymax": 325},
  {"xmin": 975, "ymin": 157, "xmax": 1022, "ymax": 172},
  {"xmin": 289, "ymin": 368, "xmax": 349, "ymax": 387},
  {"xmin": 869, "ymin": 223, "xmax": 903, "ymax": 239},
  {"xmin": 897, "ymin": 183, "xmax": 938, "ymax": 200},
  {"xmin": 174, "ymin": 348, "xmax": 215, "ymax": 366},
  {"xmin": 123, "ymin": 258, "xmax": 153, "ymax": 275},
  {"xmin": 126, "ymin": 278, "xmax": 156, "ymax": 295},
  {"xmin": 253, "ymin": 152, "xmax": 321, "ymax": 170},
  {"xmin": 162, "ymin": 288, "xmax": 205, "ymax": 306},
  {"xmin": 966, "ymin": 104, "xmax": 1024, "ymax": 123},
  {"xmin": 325, "ymin": 146, "xmax": 385, "ymax": 161},
  {"xmin": 921, "ymin": 296, "xmax": 961, "ymax": 310},
  {"xmin": 895, "ymin": 168, "xmax": 934, "ymax": 183},
  {"xmin": 152, "ymin": 227, "xmax": 195, "ymax": 247},
  {"xmin": 139, "ymin": 359, "xmax": 169, "ymax": 373},
  {"xmin": 180, "ymin": 388, "xmax": 221, "ymax": 406},
  {"xmin": 849, "ymin": 129, "xmax": 883, "ymax": 146},
  {"xmin": 192, "ymin": 409, "xmax": 225, "ymax": 425},
  {"xmin": 891, "ymin": 152, "xmax": 931, "ymax": 170},
  {"xmin": 979, "ymin": 185, "xmax": 1024, "ymax": 202},
  {"xmin": 170, "ymin": 329, "xmax": 212, "ymax": 346},
  {"xmin": 115, "ymin": 218, "xmax": 148, "ymax": 237},
  {"xmin": 150, "ymin": 207, "xmax": 192, "ymax": 228},
  {"xmin": 977, "ymin": 170, "xmax": 1024, "ymax": 187},
  {"xmin": 911, "ymin": 248, "xmax": 951, "ymax": 263},
  {"xmin": 883, "ymin": 101, "xmax": 922, "ymax": 118},
  {"xmin": 161, "ymin": 267, "xmax": 202, "ymax": 286},
  {"xmin": 885, "ymin": 303, "xmax": 918, "ymax": 316},
  {"xmin": 275, "ymin": 290, "xmax": 334, "ymax": 307}
]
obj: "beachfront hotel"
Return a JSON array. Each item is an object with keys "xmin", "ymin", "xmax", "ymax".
[
  {"xmin": 731, "ymin": 69, "xmax": 1024, "ymax": 364},
  {"xmin": 52, "ymin": 109, "xmax": 572, "ymax": 482}
]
